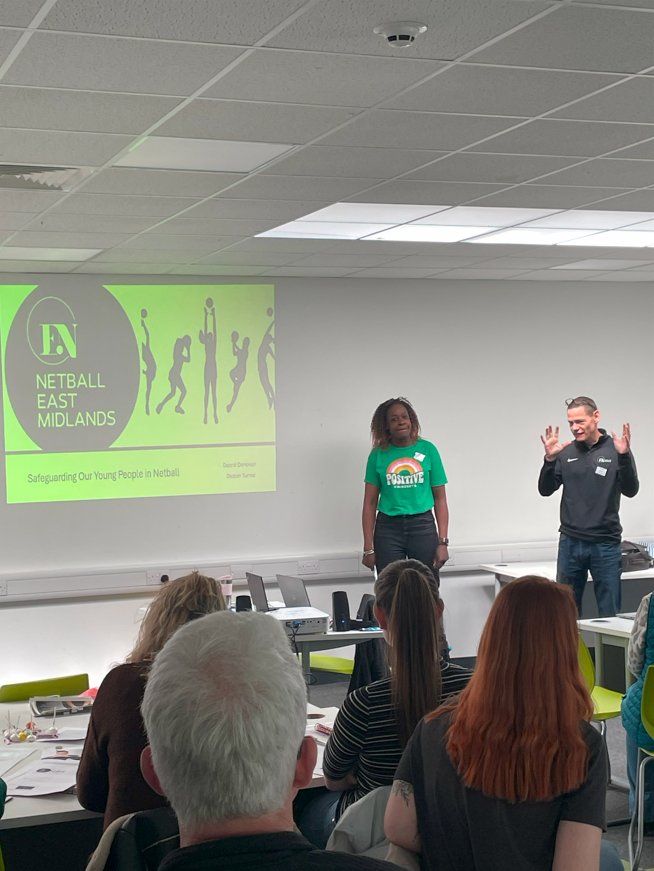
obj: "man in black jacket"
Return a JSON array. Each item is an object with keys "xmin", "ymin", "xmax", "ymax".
[{"xmin": 538, "ymin": 396, "xmax": 639, "ymax": 617}]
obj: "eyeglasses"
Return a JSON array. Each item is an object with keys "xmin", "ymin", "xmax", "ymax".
[{"xmin": 565, "ymin": 397, "xmax": 597, "ymax": 411}]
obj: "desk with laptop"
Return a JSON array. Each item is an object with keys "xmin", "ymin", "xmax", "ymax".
[{"xmin": 245, "ymin": 571, "xmax": 384, "ymax": 679}]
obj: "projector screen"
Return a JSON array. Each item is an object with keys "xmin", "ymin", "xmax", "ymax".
[{"xmin": 0, "ymin": 282, "xmax": 275, "ymax": 503}]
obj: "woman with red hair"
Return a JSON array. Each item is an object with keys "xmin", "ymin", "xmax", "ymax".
[{"xmin": 384, "ymin": 575, "xmax": 622, "ymax": 871}]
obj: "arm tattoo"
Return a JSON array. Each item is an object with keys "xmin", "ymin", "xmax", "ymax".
[{"xmin": 392, "ymin": 779, "xmax": 414, "ymax": 807}]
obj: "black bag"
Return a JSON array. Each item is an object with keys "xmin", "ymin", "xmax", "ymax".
[{"xmin": 621, "ymin": 540, "xmax": 654, "ymax": 572}]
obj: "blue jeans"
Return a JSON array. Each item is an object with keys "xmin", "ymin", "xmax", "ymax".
[
  {"xmin": 626, "ymin": 731, "xmax": 654, "ymax": 821},
  {"xmin": 557, "ymin": 534, "xmax": 622, "ymax": 617},
  {"xmin": 297, "ymin": 789, "xmax": 342, "ymax": 849}
]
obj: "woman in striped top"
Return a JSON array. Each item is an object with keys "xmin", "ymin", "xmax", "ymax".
[{"xmin": 299, "ymin": 559, "xmax": 472, "ymax": 847}]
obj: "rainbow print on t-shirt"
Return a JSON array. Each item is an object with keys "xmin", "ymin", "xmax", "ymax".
[{"xmin": 386, "ymin": 457, "xmax": 424, "ymax": 488}]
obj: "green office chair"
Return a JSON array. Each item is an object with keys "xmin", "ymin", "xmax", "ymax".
[
  {"xmin": 0, "ymin": 673, "xmax": 89, "ymax": 703},
  {"xmin": 629, "ymin": 665, "xmax": 654, "ymax": 870}
]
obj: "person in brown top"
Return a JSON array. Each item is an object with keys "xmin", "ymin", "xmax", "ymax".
[{"xmin": 77, "ymin": 571, "xmax": 227, "ymax": 828}]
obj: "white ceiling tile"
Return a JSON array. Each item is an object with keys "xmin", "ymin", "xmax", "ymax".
[
  {"xmin": 628, "ymin": 218, "xmax": 654, "ymax": 230},
  {"xmin": 623, "ymin": 264, "xmax": 654, "ymax": 273},
  {"xmin": 81, "ymin": 169, "xmax": 245, "ymax": 197},
  {"xmin": 186, "ymin": 198, "xmax": 329, "ymax": 220},
  {"xmin": 146, "ymin": 218, "xmax": 280, "ymax": 236},
  {"xmin": 322, "ymin": 112, "xmax": 517, "ymax": 151},
  {"xmin": 537, "ymin": 159, "xmax": 654, "ymax": 189},
  {"xmin": 300, "ymin": 203, "xmax": 450, "ymax": 223},
  {"xmin": 479, "ymin": 257, "xmax": 578, "ymax": 269},
  {"xmin": 579, "ymin": 191, "xmax": 654, "ymax": 211},
  {"xmin": 384, "ymin": 255, "xmax": 489, "ymax": 268},
  {"xmin": 73, "ymin": 261, "xmax": 174, "ymax": 274},
  {"xmin": 511, "ymin": 270, "xmax": 608, "ymax": 280},
  {"xmin": 405, "ymin": 153, "xmax": 579, "ymax": 184},
  {"xmin": 348, "ymin": 181, "xmax": 506, "ymax": 205},
  {"xmin": 119, "ymin": 234, "xmax": 243, "ymax": 251},
  {"xmin": 41, "ymin": 0, "xmax": 310, "ymax": 44},
  {"xmin": 551, "ymin": 78, "xmax": 654, "ymax": 124},
  {"xmin": 435, "ymin": 268, "xmax": 529, "ymax": 278},
  {"xmin": 574, "ymin": 0, "xmax": 654, "ymax": 7},
  {"xmin": 262, "ymin": 146, "xmax": 446, "ymax": 179},
  {"xmin": 8, "ymin": 231, "xmax": 131, "ymax": 248},
  {"xmin": 214, "ymin": 175, "xmax": 379, "ymax": 201},
  {"xmin": 0, "ymin": 213, "xmax": 36, "ymax": 230},
  {"xmin": 558, "ymin": 229, "xmax": 654, "ymax": 247},
  {"xmin": 0, "ymin": 260, "xmax": 78, "ymax": 272},
  {"xmin": 0, "ymin": 129, "xmax": 133, "ymax": 165},
  {"xmin": 0, "ymin": 190, "xmax": 65, "ymax": 212},
  {"xmin": 0, "ymin": 246, "xmax": 100, "ymax": 260},
  {"xmin": 4, "ymin": 33, "xmax": 245, "ymax": 96},
  {"xmin": 94, "ymin": 248, "xmax": 215, "ymax": 263},
  {"xmin": 22, "ymin": 214, "xmax": 158, "ymax": 234},
  {"xmin": 266, "ymin": 266, "xmax": 357, "ymax": 276},
  {"xmin": 259, "ymin": 220, "xmax": 395, "ymax": 239},
  {"xmin": 523, "ymin": 209, "xmax": 654, "ymax": 229},
  {"xmin": 266, "ymin": 0, "xmax": 551, "ymax": 60},
  {"xmin": 553, "ymin": 259, "xmax": 652, "ymax": 269},
  {"xmin": 0, "ymin": 231, "xmax": 15, "ymax": 245},
  {"xmin": 157, "ymin": 100, "xmax": 359, "ymax": 145},
  {"xmin": 195, "ymin": 252, "xmax": 295, "ymax": 266},
  {"xmin": 0, "ymin": 87, "xmax": 182, "ymax": 134},
  {"xmin": 170, "ymin": 265, "xmax": 267, "ymax": 275},
  {"xmin": 609, "ymin": 141, "xmax": 654, "ymax": 160},
  {"xmin": 472, "ymin": 6, "xmax": 654, "ymax": 73},
  {"xmin": 52, "ymin": 194, "xmax": 203, "ymax": 217},
  {"xmin": 382, "ymin": 65, "xmax": 621, "ymax": 117},
  {"xmin": 349, "ymin": 267, "xmax": 443, "ymax": 278},
  {"xmin": 116, "ymin": 137, "xmax": 294, "ymax": 172},
  {"xmin": 323, "ymin": 240, "xmax": 439, "ymax": 255},
  {"xmin": 204, "ymin": 50, "xmax": 443, "ymax": 108},
  {"xmin": 591, "ymin": 271, "xmax": 654, "ymax": 280},
  {"xmin": 468, "ymin": 227, "xmax": 597, "ymax": 245},
  {"xmin": 0, "ymin": 27, "xmax": 20, "ymax": 64},
  {"xmin": 286, "ymin": 253, "xmax": 402, "ymax": 268},
  {"xmin": 369, "ymin": 225, "xmax": 495, "ymax": 243},
  {"xmin": 473, "ymin": 185, "xmax": 633, "ymax": 209},
  {"xmin": 226, "ymin": 238, "xmax": 338, "ymax": 253},
  {"xmin": 0, "ymin": 0, "xmax": 45, "ymax": 26},
  {"xmin": 468, "ymin": 120, "xmax": 654, "ymax": 157},
  {"xmin": 415, "ymin": 206, "xmax": 560, "ymax": 226}
]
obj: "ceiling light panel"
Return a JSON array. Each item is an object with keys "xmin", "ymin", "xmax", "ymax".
[
  {"xmin": 295, "ymin": 203, "xmax": 451, "ymax": 223},
  {"xmin": 0, "ymin": 247, "xmax": 101, "ymax": 261},
  {"xmin": 523, "ymin": 210, "xmax": 654, "ymax": 230},
  {"xmin": 558, "ymin": 230, "xmax": 654, "ymax": 248},
  {"xmin": 468, "ymin": 228, "xmax": 597, "ymax": 246},
  {"xmin": 368, "ymin": 226, "xmax": 496, "ymax": 243},
  {"xmin": 412, "ymin": 207, "xmax": 561, "ymax": 227},
  {"xmin": 114, "ymin": 137, "xmax": 295, "ymax": 172},
  {"xmin": 258, "ymin": 221, "xmax": 396, "ymax": 239}
]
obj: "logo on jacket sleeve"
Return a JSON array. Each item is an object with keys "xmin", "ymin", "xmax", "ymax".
[
  {"xmin": 597, "ymin": 457, "xmax": 612, "ymax": 463},
  {"xmin": 386, "ymin": 458, "xmax": 424, "ymax": 488}
]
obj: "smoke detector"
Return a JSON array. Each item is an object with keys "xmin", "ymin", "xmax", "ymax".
[
  {"xmin": 373, "ymin": 21, "xmax": 427, "ymax": 48},
  {"xmin": 0, "ymin": 164, "xmax": 93, "ymax": 191}
]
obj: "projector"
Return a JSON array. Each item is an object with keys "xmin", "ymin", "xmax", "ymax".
[{"xmin": 269, "ymin": 607, "xmax": 329, "ymax": 636}]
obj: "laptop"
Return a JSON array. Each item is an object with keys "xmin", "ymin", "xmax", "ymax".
[
  {"xmin": 276, "ymin": 574, "xmax": 312, "ymax": 609},
  {"xmin": 246, "ymin": 572, "xmax": 275, "ymax": 613}
]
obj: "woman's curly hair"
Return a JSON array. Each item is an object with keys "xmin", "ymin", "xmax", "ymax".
[{"xmin": 370, "ymin": 397, "xmax": 421, "ymax": 450}]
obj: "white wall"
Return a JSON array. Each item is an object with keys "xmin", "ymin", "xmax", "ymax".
[{"xmin": 0, "ymin": 275, "xmax": 651, "ymax": 684}]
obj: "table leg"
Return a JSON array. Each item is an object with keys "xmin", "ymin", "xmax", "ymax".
[
  {"xmin": 624, "ymin": 638, "xmax": 635, "ymax": 691},
  {"xmin": 594, "ymin": 632, "xmax": 604, "ymax": 686},
  {"xmin": 297, "ymin": 642, "xmax": 311, "ymax": 682}
]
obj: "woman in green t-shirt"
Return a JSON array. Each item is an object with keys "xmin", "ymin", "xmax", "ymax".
[{"xmin": 362, "ymin": 397, "xmax": 449, "ymax": 581}]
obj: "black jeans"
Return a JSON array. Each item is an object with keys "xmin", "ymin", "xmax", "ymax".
[{"xmin": 373, "ymin": 510, "xmax": 440, "ymax": 585}]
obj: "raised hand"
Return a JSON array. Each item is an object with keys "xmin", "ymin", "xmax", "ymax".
[
  {"xmin": 612, "ymin": 423, "xmax": 631, "ymax": 454},
  {"xmin": 540, "ymin": 425, "xmax": 570, "ymax": 461}
]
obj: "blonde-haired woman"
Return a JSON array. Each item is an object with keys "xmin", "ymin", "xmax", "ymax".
[{"xmin": 77, "ymin": 572, "xmax": 226, "ymax": 828}]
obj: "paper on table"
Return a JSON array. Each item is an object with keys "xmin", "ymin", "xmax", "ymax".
[
  {"xmin": 37, "ymin": 727, "xmax": 87, "ymax": 742},
  {"xmin": 5, "ymin": 757, "xmax": 78, "ymax": 796},
  {"xmin": 0, "ymin": 745, "xmax": 38, "ymax": 778},
  {"xmin": 40, "ymin": 741, "xmax": 85, "ymax": 761}
]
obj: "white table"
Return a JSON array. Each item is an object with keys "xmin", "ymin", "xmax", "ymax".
[
  {"xmin": 294, "ymin": 628, "xmax": 384, "ymax": 680},
  {"xmin": 0, "ymin": 701, "xmax": 339, "ymax": 830},
  {"xmin": 578, "ymin": 616, "xmax": 635, "ymax": 691}
]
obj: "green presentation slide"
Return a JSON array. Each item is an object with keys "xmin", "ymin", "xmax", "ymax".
[{"xmin": 0, "ymin": 283, "xmax": 275, "ymax": 503}]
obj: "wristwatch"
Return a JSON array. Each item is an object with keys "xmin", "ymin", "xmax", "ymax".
[{"xmin": 438, "ymin": 537, "xmax": 449, "ymax": 545}]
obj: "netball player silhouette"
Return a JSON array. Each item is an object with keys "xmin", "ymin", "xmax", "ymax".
[
  {"xmin": 156, "ymin": 335, "xmax": 191, "ymax": 415},
  {"xmin": 257, "ymin": 308, "xmax": 275, "ymax": 410},
  {"xmin": 140, "ymin": 308, "xmax": 157, "ymax": 416},
  {"xmin": 226, "ymin": 331, "xmax": 249, "ymax": 413},
  {"xmin": 199, "ymin": 298, "xmax": 218, "ymax": 424}
]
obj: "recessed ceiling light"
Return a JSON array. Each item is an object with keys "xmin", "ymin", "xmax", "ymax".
[
  {"xmin": 627, "ymin": 218, "xmax": 654, "ymax": 232},
  {"xmin": 558, "ymin": 230, "xmax": 654, "ymax": 248},
  {"xmin": 296, "ymin": 203, "xmax": 450, "ymax": 223},
  {"xmin": 114, "ymin": 137, "xmax": 295, "ymax": 173},
  {"xmin": 523, "ymin": 210, "xmax": 654, "ymax": 230},
  {"xmin": 413, "ymin": 206, "xmax": 560, "ymax": 227},
  {"xmin": 468, "ymin": 228, "xmax": 597, "ymax": 245},
  {"xmin": 258, "ymin": 220, "xmax": 396, "ymax": 239},
  {"xmin": 0, "ymin": 247, "xmax": 101, "ymax": 261},
  {"xmin": 367, "ymin": 225, "xmax": 497, "ymax": 243}
]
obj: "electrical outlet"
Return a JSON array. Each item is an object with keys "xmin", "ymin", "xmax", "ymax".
[
  {"xmin": 146, "ymin": 571, "xmax": 167, "ymax": 585},
  {"xmin": 298, "ymin": 560, "xmax": 319, "ymax": 574},
  {"xmin": 0, "ymin": 581, "xmax": 6, "ymax": 596}
]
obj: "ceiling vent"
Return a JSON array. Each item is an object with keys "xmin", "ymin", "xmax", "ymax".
[{"xmin": 0, "ymin": 165, "xmax": 93, "ymax": 191}]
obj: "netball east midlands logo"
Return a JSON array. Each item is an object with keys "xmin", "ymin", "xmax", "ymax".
[
  {"xmin": 386, "ymin": 457, "xmax": 424, "ymax": 488},
  {"xmin": 26, "ymin": 297, "xmax": 77, "ymax": 366}
]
